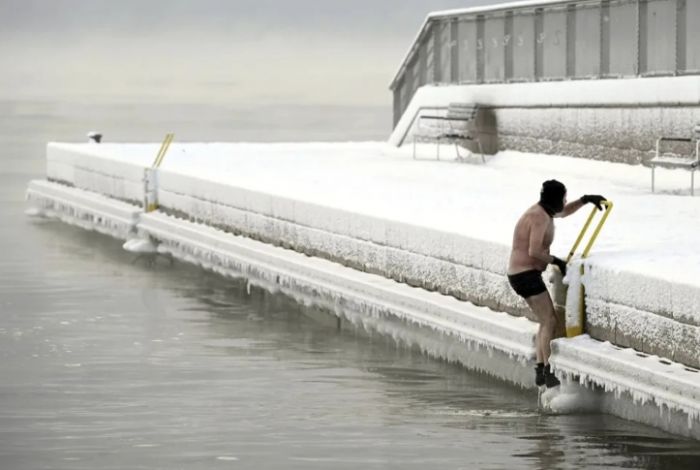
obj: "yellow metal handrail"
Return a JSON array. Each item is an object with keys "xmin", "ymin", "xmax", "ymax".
[
  {"xmin": 144, "ymin": 133, "xmax": 174, "ymax": 212},
  {"xmin": 565, "ymin": 200, "xmax": 613, "ymax": 337},
  {"xmin": 151, "ymin": 133, "xmax": 174, "ymax": 169}
]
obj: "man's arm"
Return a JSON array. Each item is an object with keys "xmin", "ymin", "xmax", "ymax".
[
  {"xmin": 557, "ymin": 194, "xmax": 607, "ymax": 218},
  {"xmin": 527, "ymin": 213, "xmax": 554, "ymax": 264},
  {"xmin": 557, "ymin": 198, "xmax": 584, "ymax": 218}
]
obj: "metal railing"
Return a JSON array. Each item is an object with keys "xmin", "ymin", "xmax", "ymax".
[{"xmin": 391, "ymin": 0, "xmax": 700, "ymax": 127}]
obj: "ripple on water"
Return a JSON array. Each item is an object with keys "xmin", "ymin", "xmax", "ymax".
[{"xmin": 432, "ymin": 408, "xmax": 541, "ymax": 419}]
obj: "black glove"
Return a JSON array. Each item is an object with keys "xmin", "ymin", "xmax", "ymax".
[
  {"xmin": 550, "ymin": 256, "xmax": 567, "ymax": 277},
  {"xmin": 581, "ymin": 194, "xmax": 607, "ymax": 211}
]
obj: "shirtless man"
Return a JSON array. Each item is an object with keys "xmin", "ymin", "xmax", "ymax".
[{"xmin": 507, "ymin": 180, "xmax": 605, "ymax": 388}]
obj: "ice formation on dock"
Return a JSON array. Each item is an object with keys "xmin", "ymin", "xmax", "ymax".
[{"xmin": 24, "ymin": 139, "xmax": 700, "ymax": 439}]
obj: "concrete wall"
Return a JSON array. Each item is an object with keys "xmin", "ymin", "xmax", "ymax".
[
  {"xmin": 41, "ymin": 145, "xmax": 700, "ymax": 369},
  {"xmin": 155, "ymin": 172, "xmax": 528, "ymax": 318},
  {"xmin": 46, "ymin": 143, "xmax": 145, "ymax": 205},
  {"xmin": 496, "ymin": 105, "xmax": 700, "ymax": 164},
  {"xmin": 390, "ymin": 78, "xmax": 700, "ymax": 165}
]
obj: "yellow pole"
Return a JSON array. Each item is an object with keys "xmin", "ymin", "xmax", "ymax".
[
  {"xmin": 145, "ymin": 133, "xmax": 174, "ymax": 213},
  {"xmin": 151, "ymin": 133, "xmax": 174, "ymax": 168},
  {"xmin": 566, "ymin": 206, "xmax": 598, "ymax": 262},
  {"xmin": 565, "ymin": 200, "xmax": 614, "ymax": 337},
  {"xmin": 581, "ymin": 201, "xmax": 614, "ymax": 257}
]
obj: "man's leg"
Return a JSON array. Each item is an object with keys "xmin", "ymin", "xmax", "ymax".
[
  {"xmin": 525, "ymin": 291, "xmax": 560, "ymax": 387},
  {"xmin": 525, "ymin": 291, "xmax": 557, "ymax": 362}
]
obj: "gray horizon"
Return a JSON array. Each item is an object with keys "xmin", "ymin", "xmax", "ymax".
[{"xmin": 0, "ymin": 0, "xmax": 503, "ymax": 106}]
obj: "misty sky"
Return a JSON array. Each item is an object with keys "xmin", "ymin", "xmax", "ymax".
[{"xmin": 0, "ymin": 0, "xmax": 503, "ymax": 106}]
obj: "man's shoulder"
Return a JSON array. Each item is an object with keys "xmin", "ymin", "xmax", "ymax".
[{"xmin": 524, "ymin": 204, "xmax": 548, "ymax": 222}]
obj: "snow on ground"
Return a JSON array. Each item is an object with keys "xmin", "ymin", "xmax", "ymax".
[{"xmin": 49, "ymin": 140, "xmax": 700, "ymax": 289}]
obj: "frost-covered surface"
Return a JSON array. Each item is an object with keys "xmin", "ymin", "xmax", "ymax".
[
  {"xmin": 139, "ymin": 211, "xmax": 537, "ymax": 385},
  {"xmin": 583, "ymin": 262, "xmax": 700, "ymax": 367},
  {"xmin": 156, "ymin": 174, "xmax": 519, "ymax": 315},
  {"xmin": 26, "ymin": 180, "xmax": 140, "ymax": 240},
  {"xmin": 562, "ymin": 262, "xmax": 583, "ymax": 335},
  {"xmin": 123, "ymin": 236, "xmax": 157, "ymax": 253},
  {"xmin": 25, "ymin": 178, "xmax": 700, "ymax": 439},
  {"xmin": 40, "ymin": 141, "xmax": 700, "ymax": 367},
  {"xmin": 390, "ymin": 78, "xmax": 700, "ymax": 146},
  {"xmin": 550, "ymin": 335, "xmax": 700, "ymax": 439},
  {"xmin": 23, "ymin": 180, "xmax": 538, "ymax": 386},
  {"xmin": 389, "ymin": 81, "xmax": 700, "ymax": 164},
  {"xmin": 47, "ymin": 143, "xmax": 145, "ymax": 204}
]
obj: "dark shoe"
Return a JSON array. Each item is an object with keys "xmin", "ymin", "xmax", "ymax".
[
  {"xmin": 544, "ymin": 364, "xmax": 560, "ymax": 388},
  {"xmin": 535, "ymin": 363, "xmax": 545, "ymax": 386}
]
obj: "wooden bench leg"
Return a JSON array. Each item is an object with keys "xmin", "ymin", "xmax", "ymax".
[{"xmin": 651, "ymin": 166, "xmax": 656, "ymax": 193}]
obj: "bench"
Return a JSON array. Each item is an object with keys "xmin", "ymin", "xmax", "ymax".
[
  {"xmin": 412, "ymin": 103, "xmax": 484, "ymax": 162},
  {"xmin": 650, "ymin": 125, "xmax": 700, "ymax": 195}
]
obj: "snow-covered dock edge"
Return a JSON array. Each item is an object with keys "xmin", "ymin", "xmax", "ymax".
[{"xmin": 26, "ymin": 179, "xmax": 700, "ymax": 439}]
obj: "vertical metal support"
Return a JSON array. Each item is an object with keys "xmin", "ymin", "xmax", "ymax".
[
  {"xmin": 405, "ymin": 58, "xmax": 414, "ymax": 103},
  {"xmin": 637, "ymin": 0, "xmax": 648, "ymax": 75},
  {"xmin": 600, "ymin": 0, "xmax": 610, "ymax": 77},
  {"xmin": 412, "ymin": 57, "xmax": 420, "ymax": 96},
  {"xmin": 566, "ymin": 4, "xmax": 576, "ymax": 78},
  {"xmin": 146, "ymin": 133, "xmax": 174, "ymax": 212},
  {"xmin": 425, "ymin": 25, "xmax": 435, "ymax": 84},
  {"xmin": 392, "ymin": 83, "xmax": 401, "ymax": 128},
  {"xmin": 400, "ymin": 81, "xmax": 409, "ymax": 127},
  {"xmin": 677, "ymin": 0, "xmax": 687, "ymax": 73},
  {"xmin": 433, "ymin": 22, "xmax": 442, "ymax": 83},
  {"xmin": 450, "ymin": 19, "xmax": 459, "ymax": 83},
  {"xmin": 652, "ymin": 137, "xmax": 659, "ymax": 193},
  {"xmin": 505, "ymin": 11, "xmax": 514, "ymax": 80},
  {"xmin": 535, "ymin": 8, "xmax": 544, "ymax": 80},
  {"xmin": 476, "ymin": 15, "xmax": 485, "ymax": 83},
  {"xmin": 418, "ymin": 41, "xmax": 427, "ymax": 87},
  {"xmin": 692, "ymin": 169, "xmax": 695, "ymax": 196}
]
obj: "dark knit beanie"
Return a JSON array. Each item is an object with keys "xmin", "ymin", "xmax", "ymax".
[{"xmin": 539, "ymin": 180, "xmax": 566, "ymax": 216}]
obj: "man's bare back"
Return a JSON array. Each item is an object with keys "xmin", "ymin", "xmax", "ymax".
[{"xmin": 508, "ymin": 204, "xmax": 554, "ymax": 275}]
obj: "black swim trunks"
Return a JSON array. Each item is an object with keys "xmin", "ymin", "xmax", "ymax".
[{"xmin": 507, "ymin": 269, "xmax": 547, "ymax": 299}]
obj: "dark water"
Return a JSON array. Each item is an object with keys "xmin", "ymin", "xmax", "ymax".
[{"xmin": 2, "ymin": 99, "xmax": 700, "ymax": 469}]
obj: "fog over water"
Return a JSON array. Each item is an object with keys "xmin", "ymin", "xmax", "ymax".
[{"xmin": 0, "ymin": 0, "xmax": 495, "ymax": 106}]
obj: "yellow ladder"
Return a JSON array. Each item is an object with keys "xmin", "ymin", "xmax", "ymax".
[{"xmin": 565, "ymin": 200, "xmax": 614, "ymax": 337}]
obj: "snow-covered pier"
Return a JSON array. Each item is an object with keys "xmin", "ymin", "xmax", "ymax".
[{"xmin": 26, "ymin": 141, "xmax": 700, "ymax": 438}]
